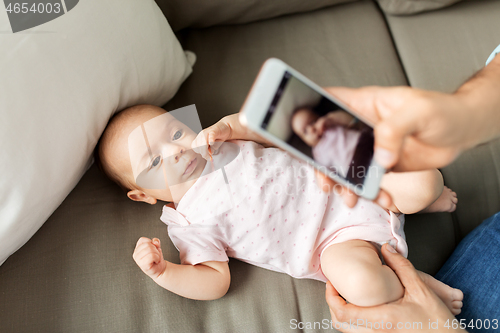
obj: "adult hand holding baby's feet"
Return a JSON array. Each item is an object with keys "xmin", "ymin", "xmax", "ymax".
[
  {"xmin": 133, "ymin": 237, "xmax": 167, "ymax": 280},
  {"xmin": 191, "ymin": 119, "xmax": 232, "ymax": 161}
]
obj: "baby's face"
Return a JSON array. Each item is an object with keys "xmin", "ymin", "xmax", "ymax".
[
  {"xmin": 292, "ymin": 108, "xmax": 321, "ymax": 147},
  {"xmin": 127, "ymin": 112, "xmax": 206, "ymax": 203}
]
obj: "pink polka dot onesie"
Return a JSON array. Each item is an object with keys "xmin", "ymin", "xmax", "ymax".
[{"xmin": 160, "ymin": 140, "xmax": 407, "ymax": 282}]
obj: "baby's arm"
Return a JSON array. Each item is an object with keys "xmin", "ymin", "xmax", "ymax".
[
  {"xmin": 322, "ymin": 111, "xmax": 356, "ymax": 128},
  {"xmin": 191, "ymin": 114, "xmax": 274, "ymax": 159},
  {"xmin": 133, "ymin": 237, "xmax": 230, "ymax": 300},
  {"xmin": 222, "ymin": 113, "xmax": 274, "ymax": 145}
]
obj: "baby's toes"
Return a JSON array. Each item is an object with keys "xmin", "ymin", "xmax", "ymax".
[
  {"xmin": 452, "ymin": 300, "xmax": 463, "ymax": 309},
  {"xmin": 452, "ymin": 288, "xmax": 464, "ymax": 302},
  {"xmin": 451, "ymin": 299, "xmax": 463, "ymax": 315},
  {"xmin": 447, "ymin": 203, "xmax": 457, "ymax": 213}
]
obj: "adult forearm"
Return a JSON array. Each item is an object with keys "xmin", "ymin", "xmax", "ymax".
[{"xmin": 455, "ymin": 55, "xmax": 500, "ymax": 148}]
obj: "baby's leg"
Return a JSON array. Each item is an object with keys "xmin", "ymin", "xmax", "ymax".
[
  {"xmin": 380, "ymin": 169, "xmax": 444, "ymax": 214},
  {"xmin": 321, "ymin": 240, "xmax": 404, "ymax": 306},
  {"xmin": 321, "ymin": 240, "xmax": 464, "ymax": 314}
]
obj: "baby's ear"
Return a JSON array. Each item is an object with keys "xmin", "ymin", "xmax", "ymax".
[{"xmin": 127, "ymin": 189, "xmax": 157, "ymax": 205}]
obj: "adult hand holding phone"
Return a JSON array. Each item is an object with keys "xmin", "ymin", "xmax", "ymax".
[{"xmin": 316, "ymin": 84, "xmax": 486, "ymax": 208}]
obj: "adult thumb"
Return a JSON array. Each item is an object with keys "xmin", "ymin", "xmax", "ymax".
[
  {"xmin": 380, "ymin": 244, "xmax": 423, "ymax": 292},
  {"xmin": 373, "ymin": 107, "xmax": 419, "ymax": 170}
]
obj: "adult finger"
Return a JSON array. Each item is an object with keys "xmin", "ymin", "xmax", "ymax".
[
  {"xmin": 325, "ymin": 281, "xmax": 347, "ymax": 312},
  {"xmin": 373, "ymin": 111, "xmax": 419, "ymax": 169},
  {"xmin": 314, "ymin": 170, "xmax": 394, "ymax": 209},
  {"xmin": 326, "ymin": 86, "xmax": 421, "ymax": 170},
  {"xmin": 380, "ymin": 244, "xmax": 424, "ymax": 293},
  {"xmin": 314, "ymin": 170, "xmax": 358, "ymax": 207},
  {"xmin": 324, "ymin": 86, "xmax": 381, "ymax": 124},
  {"xmin": 325, "ymin": 281, "xmax": 382, "ymax": 330},
  {"xmin": 391, "ymin": 138, "xmax": 461, "ymax": 172}
]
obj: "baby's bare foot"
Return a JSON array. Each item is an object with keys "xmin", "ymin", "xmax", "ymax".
[
  {"xmin": 421, "ymin": 186, "xmax": 458, "ymax": 213},
  {"xmin": 418, "ymin": 271, "xmax": 463, "ymax": 315}
]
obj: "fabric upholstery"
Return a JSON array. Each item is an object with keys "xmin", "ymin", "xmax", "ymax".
[
  {"xmin": 155, "ymin": 0, "xmax": 358, "ymax": 31},
  {"xmin": 377, "ymin": 0, "xmax": 462, "ymax": 15},
  {"xmin": 384, "ymin": 0, "xmax": 500, "ymax": 93}
]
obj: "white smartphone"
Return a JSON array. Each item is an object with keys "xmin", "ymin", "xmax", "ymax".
[{"xmin": 239, "ymin": 58, "xmax": 385, "ymax": 200}]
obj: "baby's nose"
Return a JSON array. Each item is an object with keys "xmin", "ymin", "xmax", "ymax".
[{"xmin": 174, "ymin": 148, "xmax": 185, "ymax": 162}]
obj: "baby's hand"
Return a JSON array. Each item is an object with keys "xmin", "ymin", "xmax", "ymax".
[
  {"xmin": 191, "ymin": 119, "xmax": 232, "ymax": 161},
  {"xmin": 324, "ymin": 111, "xmax": 356, "ymax": 128},
  {"xmin": 133, "ymin": 237, "xmax": 167, "ymax": 280}
]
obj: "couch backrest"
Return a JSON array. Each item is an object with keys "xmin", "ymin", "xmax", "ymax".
[
  {"xmin": 154, "ymin": 0, "xmax": 358, "ymax": 31},
  {"xmin": 376, "ymin": 0, "xmax": 463, "ymax": 15}
]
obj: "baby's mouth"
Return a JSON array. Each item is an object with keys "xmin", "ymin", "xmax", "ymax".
[{"xmin": 183, "ymin": 157, "xmax": 197, "ymax": 176}]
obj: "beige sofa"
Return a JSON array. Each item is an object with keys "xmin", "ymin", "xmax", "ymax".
[{"xmin": 1, "ymin": 0, "xmax": 500, "ymax": 332}]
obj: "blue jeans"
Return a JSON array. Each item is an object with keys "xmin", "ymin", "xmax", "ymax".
[{"xmin": 435, "ymin": 211, "xmax": 500, "ymax": 332}]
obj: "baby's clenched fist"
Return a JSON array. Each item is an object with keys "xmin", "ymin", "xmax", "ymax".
[{"xmin": 133, "ymin": 237, "xmax": 167, "ymax": 279}]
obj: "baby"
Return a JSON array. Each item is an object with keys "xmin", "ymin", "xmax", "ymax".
[
  {"xmin": 291, "ymin": 108, "xmax": 371, "ymax": 181},
  {"xmin": 96, "ymin": 104, "xmax": 462, "ymax": 313}
]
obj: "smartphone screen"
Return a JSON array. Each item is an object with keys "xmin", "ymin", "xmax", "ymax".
[{"xmin": 260, "ymin": 71, "xmax": 375, "ymax": 187}]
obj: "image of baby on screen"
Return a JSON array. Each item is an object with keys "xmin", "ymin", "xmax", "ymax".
[{"xmin": 291, "ymin": 105, "xmax": 374, "ymax": 185}]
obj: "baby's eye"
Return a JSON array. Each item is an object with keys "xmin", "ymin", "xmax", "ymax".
[
  {"xmin": 173, "ymin": 129, "xmax": 183, "ymax": 141},
  {"xmin": 150, "ymin": 155, "xmax": 162, "ymax": 169}
]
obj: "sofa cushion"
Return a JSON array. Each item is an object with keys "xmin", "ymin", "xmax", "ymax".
[
  {"xmin": 441, "ymin": 139, "xmax": 500, "ymax": 238},
  {"xmin": 0, "ymin": 0, "xmax": 193, "ymax": 266},
  {"xmin": 384, "ymin": 0, "xmax": 500, "ymax": 93},
  {"xmin": 155, "ymin": 0, "xmax": 358, "ymax": 31},
  {"xmin": 377, "ymin": 0, "xmax": 462, "ymax": 15}
]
